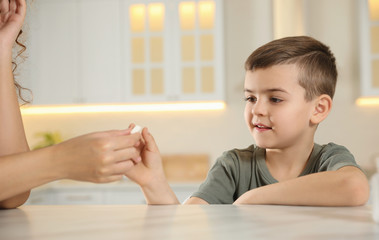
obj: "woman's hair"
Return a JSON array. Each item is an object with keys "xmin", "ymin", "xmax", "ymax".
[
  {"xmin": 13, "ymin": 29, "xmax": 31, "ymax": 104},
  {"xmin": 244, "ymin": 36, "xmax": 338, "ymax": 101}
]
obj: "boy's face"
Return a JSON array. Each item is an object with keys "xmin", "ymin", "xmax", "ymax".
[{"xmin": 244, "ymin": 64, "xmax": 316, "ymax": 149}]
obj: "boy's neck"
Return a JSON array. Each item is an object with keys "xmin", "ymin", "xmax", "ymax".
[{"xmin": 265, "ymin": 141, "xmax": 315, "ymax": 182}]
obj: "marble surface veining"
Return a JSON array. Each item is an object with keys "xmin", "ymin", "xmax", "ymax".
[{"xmin": 0, "ymin": 205, "xmax": 378, "ymax": 240}]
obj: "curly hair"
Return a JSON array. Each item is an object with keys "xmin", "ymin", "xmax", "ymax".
[{"xmin": 12, "ymin": 29, "xmax": 31, "ymax": 105}]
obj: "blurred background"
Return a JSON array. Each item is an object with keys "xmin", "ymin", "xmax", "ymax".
[{"xmin": 16, "ymin": 0, "xmax": 379, "ymax": 204}]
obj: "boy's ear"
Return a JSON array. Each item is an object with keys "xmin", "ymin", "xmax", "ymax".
[{"xmin": 310, "ymin": 94, "xmax": 332, "ymax": 125}]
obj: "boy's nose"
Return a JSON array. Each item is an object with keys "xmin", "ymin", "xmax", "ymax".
[{"xmin": 251, "ymin": 100, "xmax": 267, "ymax": 116}]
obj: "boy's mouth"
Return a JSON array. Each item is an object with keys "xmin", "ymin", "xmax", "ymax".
[{"xmin": 253, "ymin": 123, "xmax": 272, "ymax": 130}]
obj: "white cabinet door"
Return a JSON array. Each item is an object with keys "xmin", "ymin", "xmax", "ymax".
[
  {"xmin": 172, "ymin": 0, "xmax": 224, "ymax": 102},
  {"xmin": 124, "ymin": 0, "xmax": 224, "ymax": 103},
  {"xmin": 78, "ymin": 0, "xmax": 122, "ymax": 103},
  {"xmin": 26, "ymin": 0, "xmax": 79, "ymax": 105},
  {"xmin": 359, "ymin": 0, "xmax": 379, "ymax": 96},
  {"xmin": 26, "ymin": 0, "xmax": 122, "ymax": 104}
]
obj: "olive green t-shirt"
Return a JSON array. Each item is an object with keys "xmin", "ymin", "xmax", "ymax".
[{"xmin": 191, "ymin": 143, "xmax": 362, "ymax": 204}]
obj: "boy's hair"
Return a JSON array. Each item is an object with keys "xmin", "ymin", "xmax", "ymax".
[{"xmin": 245, "ymin": 36, "xmax": 337, "ymax": 100}]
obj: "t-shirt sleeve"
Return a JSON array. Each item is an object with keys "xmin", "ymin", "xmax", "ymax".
[
  {"xmin": 318, "ymin": 143, "xmax": 362, "ymax": 172},
  {"xmin": 190, "ymin": 151, "xmax": 239, "ymax": 204}
]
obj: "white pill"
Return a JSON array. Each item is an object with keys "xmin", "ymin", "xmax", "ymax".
[{"xmin": 131, "ymin": 125, "xmax": 143, "ymax": 134}]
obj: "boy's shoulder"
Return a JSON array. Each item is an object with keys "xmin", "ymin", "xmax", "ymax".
[
  {"xmin": 221, "ymin": 143, "xmax": 351, "ymax": 158},
  {"xmin": 222, "ymin": 144, "xmax": 259, "ymax": 157},
  {"xmin": 315, "ymin": 142, "xmax": 353, "ymax": 157},
  {"xmin": 218, "ymin": 144, "xmax": 262, "ymax": 166},
  {"xmin": 307, "ymin": 142, "xmax": 357, "ymax": 172}
]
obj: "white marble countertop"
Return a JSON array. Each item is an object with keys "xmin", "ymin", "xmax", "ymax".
[{"xmin": 1, "ymin": 205, "xmax": 378, "ymax": 240}]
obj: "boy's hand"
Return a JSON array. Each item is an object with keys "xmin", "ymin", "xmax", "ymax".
[
  {"xmin": 125, "ymin": 128, "xmax": 179, "ymax": 204},
  {"xmin": 125, "ymin": 127, "xmax": 166, "ymax": 187}
]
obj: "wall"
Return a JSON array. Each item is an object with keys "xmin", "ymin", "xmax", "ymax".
[
  {"xmin": 304, "ymin": 0, "xmax": 379, "ymax": 173},
  {"xmin": 22, "ymin": 0, "xmax": 379, "ymax": 174}
]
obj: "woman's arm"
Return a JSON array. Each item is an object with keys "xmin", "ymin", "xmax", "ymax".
[
  {"xmin": 0, "ymin": 1, "xmax": 145, "ymax": 209},
  {"xmin": 0, "ymin": 0, "xmax": 31, "ymax": 208},
  {"xmin": 0, "ymin": 129, "xmax": 143, "ymax": 208},
  {"xmin": 234, "ymin": 166, "xmax": 369, "ymax": 206}
]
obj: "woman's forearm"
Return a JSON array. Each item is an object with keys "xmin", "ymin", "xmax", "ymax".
[
  {"xmin": 0, "ymin": 147, "xmax": 60, "ymax": 207},
  {"xmin": 0, "ymin": 49, "xmax": 30, "ymax": 155},
  {"xmin": 0, "ymin": 45, "xmax": 31, "ymax": 208}
]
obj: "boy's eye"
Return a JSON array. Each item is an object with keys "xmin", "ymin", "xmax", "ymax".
[
  {"xmin": 244, "ymin": 96, "xmax": 257, "ymax": 103},
  {"xmin": 270, "ymin": 97, "xmax": 282, "ymax": 103}
]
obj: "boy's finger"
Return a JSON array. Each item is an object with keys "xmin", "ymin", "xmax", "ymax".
[{"xmin": 142, "ymin": 128, "xmax": 159, "ymax": 152}]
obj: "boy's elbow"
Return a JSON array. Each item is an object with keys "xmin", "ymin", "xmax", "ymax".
[{"xmin": 343, "ymin": 174, "xmax": 369, "ymax": 206}]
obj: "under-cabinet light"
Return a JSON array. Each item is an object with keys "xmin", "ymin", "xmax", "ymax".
[
  {"xmin": 356, "ymin": 97, "xmax": 379, "ymax": 106},
  {"xmin": 369, "ymin": 0, "xmax": 379, "ymax": 20},
  {"xmin": 20, "ymin": 101, "xmax": 226, "ymax": 115}
]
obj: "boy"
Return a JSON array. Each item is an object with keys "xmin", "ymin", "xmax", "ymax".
[{"xmin": 126, "ymin": 36, "xmax": 369, "ymax": 206}]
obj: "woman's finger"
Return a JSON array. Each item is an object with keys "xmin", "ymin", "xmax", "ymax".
[
  {"xmin": 0, "ymin": 0, "xmax": 10, "ymax": 14},
  {"xmin": 97, "ymin": 175, "xmax": 124, "ymax": 183},
  {"xmin": 14, "ymin": 0, "xmax": 26, "ymax": 17},
  {"xmin": 9, "ymin": 0, "xmax": 16, "ymax": 13},
  {"xmin": 113, "ymin": 146, "xmax": 141, "ymax": 163},
  {"xmin": 128, "ymin": 123, "xmax": 136, "ymax": 130},
  {"xmin": 111, "ymin": 133, "xmax": 141, "ymax": 151},
  {"xmin": 111, "ymin": 160, "xmax": 135, "ymax": 175}
]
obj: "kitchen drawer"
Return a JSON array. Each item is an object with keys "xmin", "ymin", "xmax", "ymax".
[
  {"xmin": 26, "ymin": 189, "xmax": 55, "ymax": 205},
  {"xmin": 104, "ymin": 190, "xmax": 146, "ymax": 204},
  {"xmin": 53, "ymin": 190, "xmax": 104, "ymax": 205}
]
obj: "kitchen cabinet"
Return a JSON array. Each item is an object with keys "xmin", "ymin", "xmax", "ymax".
[
  {"xmin": 25, "ymin": 0, "xmax": 122, "ymax": 104},
  {"xmin": 24, "ymin": 0, "xmax": 224, "ymax": 105},
  {"xmin": 24, "ymin": 0, "xmax": 79, "ymax": 105},
  {"xmin": 359, "ymin": 0, "xmax": 379, "ymax": 96},
  {"xmin": 123, "ymin": 0, "xmax": 224, "ymax": 103}
]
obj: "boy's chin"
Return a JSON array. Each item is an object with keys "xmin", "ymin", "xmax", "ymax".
[
  {"xmin": 255, "ymin": 142, "xmax": 270, "ymax": 149},
  {"xmin": 254, "ymin": 141, "xmax": 277, "ymax": 149}
]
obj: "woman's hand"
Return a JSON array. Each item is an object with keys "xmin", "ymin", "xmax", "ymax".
[
  {"xmin": 0, "ymin": 0, "xmax": 26, "ymax": 50},
  {"xmin": 52, "ymin": 129, "xmax": 143, "ymax": 183}
]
